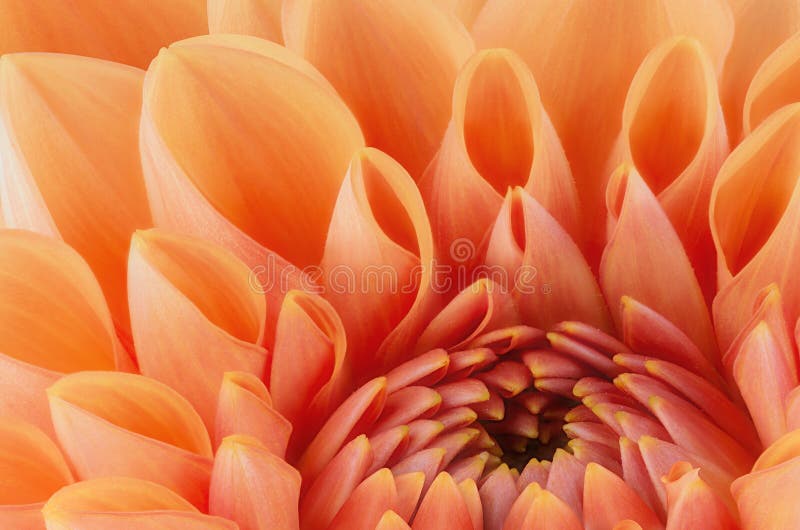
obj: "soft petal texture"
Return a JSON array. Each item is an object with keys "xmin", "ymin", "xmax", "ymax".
[
  {"xmin": 208, "ymin": 0, "xmax": 283, "ymax": 42},
  {"xmin": 128, "ymin": 229, "xmax": 267, "ymax": 429},
  {"xmin": 327, "ymin": 468, "xmax": 397, "ymax": 530},
  {"xmin": 210, "ymin": 435, "xmax": 301, "ymax": 530},
  {"xmin": 140, "ymin": 34, "xmax": 364, "ymax": 270},
  {"xmin": 486, "ymin": 187, "xmax": 610, "ymax": 331},
  {"xmin": 516, "ymin": 483, "xmax": 583, "ymax": 530},
  {"xmin": 582, "ymin": 463, "xmax": 663, "ymax": 530},
  {"xmin": 420, "ymin": 48, "xmax": 578, "ymax": 275},
  {"xmin": 283, "ymin": 0, "xmax": 473, "ymax": 177},
  {"xmin": 473, "ymin": 0, "xmax": 733, "ymax": 258},
  {"xmin": 215, "ymin": 371, "xmax": 292, "ymax": 457},
  {"xmin": 0, "ymin": 52, "xmax": 151, "ymax": 337},
  {"xmin": 663, "ymin": 464, "xmax": 738, "ymax": 530},
  {"xmin": 47, "ymin": 372, "xmax": 213, "ymax": 509},
  {"xmin": 321, "ymin": 148, "xmax": 436, "ymax": 374},
  {"xmin": 712, "ymin": 103, "xmax": 800, "ymax": 350},
  {"xmin": 721, "ymin": 0, "xmax": 800, "ymax": 142},
  {"xmin": 412, "ymin": 473, "xmax": 474, "ymax": 530},
  {"xmin": 432, "ymin": 0, "xmax": 486, "ymax": 28},
  {"xmin": 744, "ymin": 31, "xmax": 800, "ymax": 135},
  {"xmin": 0, "ymin": 0, "xmax": 207, "ymax": 68},
  {"xmin": 42, "ymin": 477, "xmax": 236, "ymax": 530},
  {"xmin": 609, "ymin": 36, "xmax": 728, "ymax": 298},
  {"xmin": 601, "ymin": 167, "xmax": 717, "ymax": 359},
  {"xmin": 376, "ymin": 511, "xmax": 412, "ymax": 530}
]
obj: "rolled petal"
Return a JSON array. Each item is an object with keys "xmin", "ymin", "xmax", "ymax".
[
  {"xmin": 712, "ymin": 104, "xmax": 800, "ymax": 350},
  {"xmin": 473, "ymin": 0, "xmax": 733, "ymax": 257},
  {"xmin": 47, "ymin": 371, "xmax": 213, "ymax": 509},
  {"xmin": 721, "ymin": 0, "xmax": 800, "ymax": 142},
  {"xmin": 43, "ymin": 477, "xmax": 236, "ymax": 530},
  {"xmin": 140, "ymin": 34, "xmax": 364, "ymax": 270},
  {"xmin": 583, "ymin": 462, "xmax": 663, "ymax": 530},
  {"xmin": 208, "ymin": 0, "xmax": 283, "ymax": 42},
  {"xmin": 0, "ymin": 0, "xmax": 206, "ymax": 68},
  {"xmin": 601, "ymin": 167, "xmax": 716, "ymax": 360},
  {"xmin": 609, "ymin": 36, "xmax": 728, "ymax": 297},
  {"xmin": 744, "ymin": 32, "xmax": 800, "ymax": 135},
  {"xmin": 0, "ymin": 51, "xmax": 149, "ymax": 341},
  {"xmin": 210, "ymin": 435, "xmax": 301, "ymax": 530},
  {"xmin": 663, "ymin": 463, "xmax": 738, "ymax": 530},
  {"xmin": 283, "ymin": 0, "xmax": 473, "ymax": 177},
  {"xmin": 129, "ymin": 229, "xmax": 267, "ymax": 429},
  {"xmin": 215, "ymin": 372, "xmax": 291, "ymax": 458},
  {"xmin": 411, "ymin": 472, "xmax": 474, "ymax": 530}
]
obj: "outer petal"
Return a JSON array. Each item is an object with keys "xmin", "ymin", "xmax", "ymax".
[
  {"xmin": 208, "ymin": 0, "xmax": 283, "ymax": 43},
  {"xmin": 663, "ymin": 464, "xmax": 738, "ymax": 530},
  {"xmin": 128, "ymin": 229, "xmax": 267, "ymax": 429},
  {"xmin": 432, "ymin": 0, "xmax": 486, "ymax": 28},
  {"xmin": 721, "ymin": 0, "xmax": 800, "ymax": 142},
  {"xmin": 420, "ymin": 48, "xmax": 578, "ymax": 277},
  {"xmin": 583, "ymin": 463, "xmax": 663, "ymax": 530},
  {"xmin": 0, "ymin": 0, "xmax": 206, "ymax": 68},
  {"xmin": 43, "ymin": 477, "xmax": 236, "ymax": 530},
  {"xmin": 47, "ymin": 372, "xmax": 213, "ymax": 509},
  {"xmin": 609, "ymin": 37, "xmax": 728, "ymax": 298},
  {"xmin": 712, "ymin": 104, "xmax": 800, "ymax": 350},
  {"xmin": 0, "ymin": 52, "xmax": 150, "ymax": 339},
  {"xmin": 376, "ymin": 511, "xmax": 412, "ymax": 530},
  {"xmin": 210, "ymin": 435, "xmax": 301, "ymax": 530},
  {"xmin": 732, "ymin": 448, "xmax": 800, "ymax": 530},
  {"xmin": 518, "ymin": 483, "xmax": 583, "ymax": 530},
  {"xmin": 411, "ymin": 473, "xmax": 474, "ymax": 530},
  {"xmin": 328, "ymin": 468, "xmax": 397, "ymax": 530},
  {"xmin": 472, "ymin": 0, "xmax": 733, "ymax": 258},
  {"xmin": 601, "ymin": 167, "xmax": 717, "ymax": 360},
  {"xmin": 283, "ymin": 0, "xmax": 473, "ymax": 177},
  {"xmin": 744, "ymin": 32, "xmax": 800, "ymax": 135},
  {"xmin": 140, "ymin": 34, "xmax": 364, "ymax": 269}
]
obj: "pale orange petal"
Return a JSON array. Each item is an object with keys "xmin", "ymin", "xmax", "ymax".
[
  {"xmin": 0, "ymin": 53, "xmax": 151, "ymax": 337},
  {"xmin": 328, "ymin": 468, "xmax": 397, "ymax": 530},
  {"xmin": 376, "ymin": 511, "xmax": 412, "ymax": 530},
  {"xmin": 283, "ymin": 0, "xmax": 473, "ymax": 177},
  {"xmin": 518, "ymin": 482, "xmax": 583, "ymax": 530},
  {"xmin": 583, "ymin": 462, "xmax": 663, "ymax": 530},
  {"xmin": 48, "ymin": 371, "xmax": 213, "ymax": 509},
  {"xmin": 478, "ymin": 464, "xmax": 516, "ymax": 530},
  {"xmin": 663, "ymin": 463, "xmax": 738, "ymax": 530},
  {"xmin": 411, "ymin": 472, "xmax": 474, "ymax": 530},
  {"xmin": 0, "ymin": 0, "xmax": 206, "ymax": 68},
  {"xmin": 744, "ymin": 32, "xmax": 800, "ymax": 135},
  {"xmin": 208, "ymin": 0, "xmax": 283, "ymax": 42},
  {"xmin": 431, "ymin": 0, "xmax": 486, "ymax": 28},
  {"xmin": 209, "ymin": 435, "xmax": 301, "ymax": 530},
  {"xmin": 732, "ymin": 447, "xmax": 800, "ymax": 530}
]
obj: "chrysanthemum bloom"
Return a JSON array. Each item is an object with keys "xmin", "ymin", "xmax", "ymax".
[{"xmin": 2, "ymin": 1, "xmax": 800, "ymax": 530}]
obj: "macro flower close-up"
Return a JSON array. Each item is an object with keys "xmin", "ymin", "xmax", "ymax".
[{"xmin": 2, "ymin": 1, "xmax": 800, "ymax": 529}]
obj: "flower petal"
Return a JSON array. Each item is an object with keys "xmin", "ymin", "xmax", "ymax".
[
  {"xmin": 663, "ymin": 464, "xmax": 738, "ymax": 530},
  {"xmin": 376, "ymin": 511, "xmax": 412, "ymax": 530},
  {"xmin": 208, "ymin": 0, "xmax": 283, "ymax": 42},
  {"xmin": 48, "ymin": 371, "xmax": 213, "ymax": 509},
  {"xmin": 432, "ymin": 0, "xmax": 486, "ymax": 28},
  {"xmin": 412, "ymin": 472, "xmax": 474, "ymax": 530},
  {"xmin": 328, "ymin": 468, "xmax": 397, "ymax": 530},
  {"xmin": 283, "ymin": 0, "xmax": 473, "ymax": 177},
  {"xmin": 519, "ymin": 482, "xmax": 583, "ymax": 530},
  {"xmin": 743, "ymin": 32, "xmax": 800, "ymax": 135},
  {"xmin": 583, "ymin": 462, "xmax": 663, "ymax": 530},
  {"xmin": 732, "ymin": 447, "xmax": 800, "ymax": 530}
]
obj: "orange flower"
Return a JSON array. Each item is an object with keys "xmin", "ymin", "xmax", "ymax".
[{"xmin": 1, "ymin": 1, "xmax": 800, "ymax": 530}]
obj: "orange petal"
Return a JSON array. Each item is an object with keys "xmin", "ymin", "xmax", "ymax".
[
  {"xmin": 583, "ymin": 463, "xmax": 663, "ymax": 530},
  {"xmin": 601, "ymin": 166, "xmax": 717, "ymax": 360},
  {"xmin": 215, "ymin": 372, "xmax": 291, "ymax": 458},
  {"xmin": 519, "ymin": 483, "xmax": 583, "ymax": 530},
  {"xmin": 141, "ymin": 34, "xmax": 364, "ymax": 270},
  {"xmin": 411, "ymin": 472, "xmax": 474, "ymax": 530},
  {"xmin": 283, "ymin": 0, "xmax": 473, "ymax": 177},
  {"xmin": 721, "ymin": 0, "xmax": 800, "ymax": 142},
  {"xmin": 328, "ymin": 468, "xmax": 398, "ymax": 530},
  {"xmin": 479, "ymin": 464, "xmax": 517, "ymax": 530},
  {"xmin": 486, "ymin": 188, "xmax": 610, "ymax": 331},
  {"xmin": 47, "ymin": 371, "xmax": 213, "ymax": 509},
  {"xmin": 432, "ymin": 0, "xmax": 486, "ymax": 28},
  {"xmin": 129, "ymin": 229, "xmax": 267, "ymax": 429},
  {"xmin": 473, "ymin": 0, "xmax": 733, "ymax": 259},
  {"xmin": 609, "ymin": 36, "xmax": 728, "ymax": 298},
  {"xmin": 0, "ymin": 355, "xmax": 59, "ymax": 437},
  {"xmin": 208, "ymin": 0, "xmax": 283, "ymax": 43},
  {"xmin": 732, "ymin": 447, "xmax": 800, "ymax": 530},
  {"xmin": 712, "ymin": 103, "xmax": 800, "ymax": 350},
  {"xmin": 458, "ymin": 479, "xmax": 483, "ymax": 530},
  {"xmin": 321, "ymin": 148, "xmax": 436, "ymax": 373},
  {"xmin": 545, "ymin": 448, "xmax": 586, "ymax": 517},
  {"xmin": 0, "ymin": 0, "xmax": 206, "ymax": 68},
  {"xmin": 43, "ymin": 477, "xmax": 236, "ymax": 530},
  {"xmin": 209, "ymin": 435, "xmax": 301, "ymax": 530},
  {"xmin": 663, "ymin": 463, "xmax": 738, "ymax": 530},
  {"xmin": 0, "ymin": 53, "xmax": 151, "ymax": 337},
  {"xmin": 420, "ymin": 48, "xmax": 579, "ymax": 277},
  {"xmin": 376, "ymin": 511, "xmax": 412, "ymax": 530},
  {"xmin": 744, "ymin": 32, "xmax": 800, "ymax": 135}
]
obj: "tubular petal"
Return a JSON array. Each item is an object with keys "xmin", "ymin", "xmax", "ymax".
[
  {"xmin": 583, "ymin": 463, "xmax": 663, "ymax": 530},
  {"xmin": 210, "ymin": 435, "xmax": 301, "ymax": 530},
  {"xmin": 732, "ymin": 452, "xmax": 800, "ymax": 530},
  {"xmin": 0, "ymin": 53, "xmax": 151, "ymax": 337},
  {"xmin": 141, "ymin": 34, "xmax": 364, "ymax": 270},
  {"xmin": 43, "ymin": 477, "xmax": 236, "ymax": 530},
  {"xmin": 0, "ymin": 0, "xmax": 206, "ymax": 68},
  {"xmin": 47, "ymin": 371, "xmax": 213, "ymax": 509},
  {"xmin": 663, "ymin": 464, "xmax": 738, "ymax": 530},
  {"xmin": 411, "ymin": 472, "xmax": 474, "ymax": 530},
  {"xmin": 601, "ymin": 167, "xmax": 716, "ymax": 359},
  {"xmin": 744, "ymin": 32, "xmax": 800, "ymax": 135},
  {"xmin": 283, "ymin": 0, "xmax": 473, "ymax": 177},
  {"xmin": 129, "ymin": 229, "xmax": 267, "ymax": 429},
  {"xmin": 208, "ymin": 0, "xmax": 283, "ymax": 42}
]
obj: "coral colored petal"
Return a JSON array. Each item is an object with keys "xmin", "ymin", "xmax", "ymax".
[
  {"xmin": 0, "ymin": 354, "xmax": 60, "ymax": 437},
  {"xmin": 385, "ymin": 350, "xmax": 450, "ymax": 394},
  {"xmin": 411, "ymin": 473, "xmax": 474, "ymax": 530},
  {"xmin": 663, "ymin": 464, "xmax": 738, "ymax": 530},
  {"xmin": 458, "ymin": 480, "xmax": 483, "ymax": 530},
  {"xmin": 283, "ymin": 0, "xmax": 473, "ymax": 177},
  {"xmin": 583, "ymin": 463, "xmax": 663, "ymax": 530},
  {"xmin": 545, "ymin": 448, "xmax": 586, "ymax": 517},
  {"xmin": 129, "ymin": 229, "xmax": 267, "ymax": 429},
  {"xmin": 732, "ymin": 452, "xmax": 800, "ymax": 530},
  {"xmin": 210, "ymin": 435, "xmax": 301, "ymax": 530},
  {"xmin": 376, "ymin": 511, "xmax": 412, "ymax": 530},
  {"xmin": 520, "ymin": 483, "xmax": 583, "ymax": 530},
  {"xmin": 394, "ymin": 472, "xmax": 425, "ymax": 521},
  {"xmin": 601, "ymin": 167, "xmax": 717, "ymax": 360},
  {"xmin": 208, "ymin": 0, "xmax": 283, "ymax": 42},
  {"xmin": 328, "ymin": 469, "xmax": 397, "ymax": 530},
  {"xmin": 479, "ymin": 464, "xmax": 517, "ymax": 530},
  {"xmin": 48, "ymin": 371, "xmax": 213, "ymax": 509},
  {"xmin": 744, "ymin": 32, "xmax": 800, "ymax": 135},
  {"xmin": 0, "ymin": 53, "xmax": 151, "ymax": 337}
]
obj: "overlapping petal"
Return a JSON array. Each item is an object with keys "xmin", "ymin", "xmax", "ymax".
[
  {"xmin": 208, "ymin": 0, "xmax": 283, "ymax": 43},
  {"xmin": 744, "ymin": 32, "xmax": 800, "ymax": 135}
]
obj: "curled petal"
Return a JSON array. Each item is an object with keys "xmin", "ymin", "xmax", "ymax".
[
  {"xmin": 43, "ymin": 477, "xmax": 236, "ymax": 530},
  {"xmin": 0, "ymin": 53, "xmax": 151, "ymax": 336},
  {"xmin": 48, "ymin": 371, "xmax": 213, "ymax": 509},
  {"xmin": 744, "ymin": 32, "xmax": 800, "ymax": 135},
  {"xmin": 283, "ymin": 0, "xmax": 473, "ymax": 177},
  {"xmin": 583, "ymin": 462, "xmax": 663, "ymax": 530},
  {"xmin": 208, "ymin": 0, "xmax": 283, "ymax": 42},
  {"xmin": 129, "ymin": 229, "xmax": 267, "ymax": 429},
  {"xmin": 663, "ymin": 463, "xmax": 738, "ymax": 530},
  {"xmin": 210, "ymin": 435, "xmax": 301, "ymax": 530}
]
